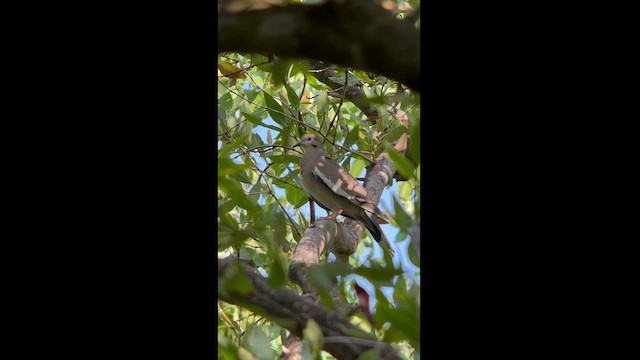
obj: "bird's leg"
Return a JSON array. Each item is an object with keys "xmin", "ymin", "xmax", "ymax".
[
  {"xmin": 309, "ymin": 197, "xmax": 316, "ymax": 225},
  {"xmin": 318, "ymin": 208, "xmax": 343, "ymax": 221}
]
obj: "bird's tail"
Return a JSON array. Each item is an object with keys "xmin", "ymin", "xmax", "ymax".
[{"xmin": 365, "ymin": 211, "xmax": 395, "ymax": 257}]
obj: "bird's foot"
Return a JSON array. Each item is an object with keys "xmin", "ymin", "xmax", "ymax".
[{"xmin": 318, "ymin": 208, "xmax": 343, "ymax": 221}]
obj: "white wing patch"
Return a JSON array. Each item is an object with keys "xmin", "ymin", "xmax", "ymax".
[{"xmin": 313, "ymin": 165, "xmax": 352, "ymax": 200}]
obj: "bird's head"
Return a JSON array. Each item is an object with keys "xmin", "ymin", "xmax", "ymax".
[{"xmin": 294, "ymin": 133, "xmax": 323, "ymax": 150}]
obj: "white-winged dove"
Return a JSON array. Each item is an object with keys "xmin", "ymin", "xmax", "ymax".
[{"xmin": 294, "ymin": 133, "xmax": 395, "ymax": 256}]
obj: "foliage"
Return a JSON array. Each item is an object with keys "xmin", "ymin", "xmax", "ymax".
[{"xmin": 218, "ymin": 2, "xmax": 420, "ymax": 358}]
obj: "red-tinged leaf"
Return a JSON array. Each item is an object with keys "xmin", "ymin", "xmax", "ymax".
[{"xmin": 354, "ymin": 282, "xmax": 375, "ymax": 328}]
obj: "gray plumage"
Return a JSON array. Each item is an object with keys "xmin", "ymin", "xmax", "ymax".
[{"xmin": 294, "ymin": 133, "xmax": 394, "ymax": 256}]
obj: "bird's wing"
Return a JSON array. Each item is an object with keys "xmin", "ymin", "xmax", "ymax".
[{"xmin": 312, "ymin": 155, "xmax": 379, "ymax": 214}]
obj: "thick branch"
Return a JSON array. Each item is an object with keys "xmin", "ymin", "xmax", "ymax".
[
  {"xmin": 218, "ymin": 257, "xmax": 398, "ymax": 360},
  {"xmin": 281, "ymin": 335, "xmax": 304, "ymax": 360},
  {"xmin": 289, "ymin": 219, "xmax": 341, "ymax": 294},
  {"xmin": 218, "ymin": 0, "xmax": 420, "ymax": 91}
]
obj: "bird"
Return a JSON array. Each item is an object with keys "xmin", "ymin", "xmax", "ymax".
[{"xmin": 294, "ymin": 133, "xmax": 394, "ymax": 256}]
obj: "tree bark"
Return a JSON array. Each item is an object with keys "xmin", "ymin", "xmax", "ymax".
[
  {"xmin": 219, "ymin": 257, "xmax": 399, "ymax": 360},
  {"xmin": 218, "ymin": 0, "xmax": 420, "ymax": 91}
]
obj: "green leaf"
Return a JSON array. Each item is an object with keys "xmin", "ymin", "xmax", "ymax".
[
  {"xmin": 340, "ymin": 156, "xmax": 351, "ymax": 171},
  {"xmin": 354, "ymin": 265, "xmax": 403, "ymax": 287},
  {"xmin": 286, "ymin": 186, "xmax": 305, "ymax": 208},
  {"xmin": 328, "ymin": 73, "xmax": 360, "ymax": 86},
  {"xmin": 408, "ymin": 238, "xmax": 420, "ymax": 267},
  {"xmin": 250, "ymin": 53, "xmax": 270, "ymax": 65},
  {"xmin": 381, "ymin": 322, "xmax": 407, "ymax": 345},
  {"xmin": 218, "ymin": 158, "xmax": 253, "ymax": 177},
  {"xmin": 218, "ymin": 213, "xmax": 239, "ymax": 231},
  {"xmin": 262, "ymin": 92, "xmax": 289, "ymax": 126},
  {"xmin": 219, "ymin": 261, "xmax": 253, "ymax": 296},
  {"xmin": 237, "ymin": 171, "xmax": 254, "ymax": 186},
  {"xmin": 239, "ymin": 117, "xmax": 254, "ymax": 138},
  {"xmin": 316, "ymin": 90, "xmax": 329, "ymax": 130},
  {"xmin": 308, "ymin": 266, "xmax": 336, "ymax": 310},
  {"xmin": 303, "ymin": 319, "xmax": 324, "ymax": 357},
  {"xmin": 267, "ymin": 251, "xmax": 288, "ymax": 288},
  {"xmin": 219, "ymin": 134, "xmax": 250, "ymax": 159},
  {"xmin": 394, "ymin": 276, "xmax": 408, "ymax": 305},
  {"xmin": 392, "ymin": 196, "xmax": 413, "ymax": 232},
  {"xmin": 318, "ymin": 260, "xmax": 352, "ymax": 278},
  {"xmin": 407, "ymin": 120, "xmax": 420, "ymax": 165},
  {"xmin": 352, "ymin": 70, "xmax": 376, "ymax": 85},
  {"xmin": 382, "ymin": 124, "xmax": 406, "ymax": 144},
  {"xmin": 378, "ymin": 304, "xmax": 420, "ymax": 349},
  {"xmin": 219, "ymin": 92, "xmax": 234, "ymax": 111},
  {"xmin": 398, "ymin": 181, "xmax": 412, "ymax": 202},
  {"xmin": 245, "ymin": 326, "xmax": 276, "ymax": 360},
  {"xmin": 285, "ymin": 83, "xmax": 300, "ymax": 108},
  {"xmin": 305, "ymin": 74, "xmax": 331, "ymax": 90},
  {"xmin": 303, "ymin": 113, "xmax": 318, "ymax": 127},
  {"xmin": 218, "ymin": 200, "xmax": 236, "ymax": 214},
  {"xmin": 271, "ymin": 210, "xmax": 287, "ymax": 247},
  {"xmin": 294, "ymin": 192, "xmax": 309, "ymax": 209},
  {"xmin": 344, "ymin": 125, "xmax": 361, "ymax": 148},
  {"xmin": 241, "ymin": 111, "xmax": 282, "ymax": 132},
  {"xmin": 349, "ymin": 157, "xmax": 365, "ymax": 178},
  {"xmin": 270, "ymin": 59, "xmax": 294, "ymax": 86},
  {"xmin": 217, "ymin": 333, "xmax": 240, "ymax": 360},
  {"xmin": 218, "ymin": 177, "xmax": 257, "ymax": 212},
  {"xmin": 356, "ymin": 349, "xmax": 382, "ymax": 360},
  {"xmin": 252, "ymin": 252, "xmax": 268, "ymax": 267},
  {"xmin": 291, "ymin": 225, "xmax": 302, "ymax": 242},
  {"xmin": 247, "ymin": 182, "xmax": 261, "ymax": 206},
  {"xmin": 382, "ymin": 142, "xmax": 416, "ymax": 180}
]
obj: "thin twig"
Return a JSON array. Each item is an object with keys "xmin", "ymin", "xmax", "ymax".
[
  {"xmin": 299, "ymin": 74, "xmax": 307, "ymax": 103},
  {"xmin": 260, "ymin": 170, "xmax": 304, "ymax": 239},
  {"xmin": 218, "ymin": 119, "xmax": 247, "ymax": 138},
  {"xmin": 327, "ymin": 69, "xmax": 349, "ymax": 145},
  {"xmin": 246, "ymin": 145, "xmax": 303, "ymax": 155},
  {"xmin": 261, "ymin": 171, "xmax": 304, "ymax": 192},
  {"xmin": 218, "ymin": 79, "xmax": 300, "ymax": 124}
]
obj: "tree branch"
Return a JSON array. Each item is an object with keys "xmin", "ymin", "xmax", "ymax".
[
  {"xmin": 289, "ymin": 219, "xmax": 341, "ymax": 294},
  {"xmin": 218, "ymin": 257, "xmax": 399, "ymax": 360},
  {"xmin": 218, "ymin": 0, "xmax": 420, "ymax": 91}
]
